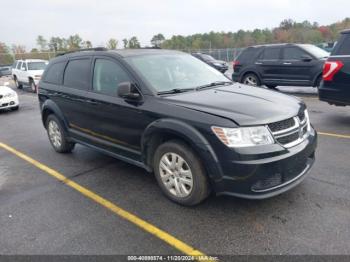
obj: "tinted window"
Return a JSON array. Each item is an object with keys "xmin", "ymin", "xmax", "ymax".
[
  {"xmin": 262, "ymin": 47, "xmax": 281, "ymax": 60},
  {"xmin": 22, "ymin": 63, "xmax": 27, "ymax": 70},
  {"xmin": 16, "ymin": 62, "xmax": 22, "ymax": 69},
  {"xmin": 336, "ymin": 35, "xmax": 350, "ymax": 55},
  {"xmin": 44, "ymin": 62, "xmax": 66, "ymax": 84},
  {"xmin": 238, "ymin": 47, "xmax": 261, "ymax": 63},
  {"xmin": 283, "ymin": 47, "xmax": 306, "ymax": 60},
  {"xmin": 64, "ymin": 59, "xmax": 91, "ymax": 90},
  {"xmin": 93, "ymin": 59, "xmax": 131, "ymax": 95}
]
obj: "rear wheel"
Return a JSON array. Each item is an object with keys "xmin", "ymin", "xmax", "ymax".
[
  {"xmin": 315, "ymin": 75, "xmax": 322, "ymax": 88},
  {"xmin": 30, "ymin": 79, "xmax": 37, "ymax": 93},
  {"xmin": 242, "ymin": 73, "xmax": 261, "ymax": 87},
  {"xmin": 46, "ymin": 114, "xmax": 75, "ymax": 153},
  {"xmin": 153, "ymin": 140, "xmax": 210, "ymax": 206}
]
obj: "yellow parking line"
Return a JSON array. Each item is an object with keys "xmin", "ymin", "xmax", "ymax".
[
  {"xmin": 0, "ymin": 142, "xmax": 208, "ymax": 260},
  {"xmin": 319, "ymin": 132, "xmax": 350, "ymax": 139}
]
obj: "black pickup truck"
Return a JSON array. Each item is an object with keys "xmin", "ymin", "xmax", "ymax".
[{"xmin": 319, "ymin": 29, "xmax": 350, "ymax": 106}]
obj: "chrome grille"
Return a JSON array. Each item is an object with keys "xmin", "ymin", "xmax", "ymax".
[{"xmin": 268, "ymin": 110, "xmax": 310, "ymax": 148}]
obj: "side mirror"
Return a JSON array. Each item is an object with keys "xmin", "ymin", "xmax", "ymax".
[
  {"xmin": 117, "ymin": 82, "xmax": 141, "ymax": 100},
  {"xmin": 301, "ymin": 55, "xmax": 312, "ymax": 62}
]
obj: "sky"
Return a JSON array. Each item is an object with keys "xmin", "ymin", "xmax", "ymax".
[{"xmin": 1, "ymin": 0, "xmax": 349, "ymax": 50}]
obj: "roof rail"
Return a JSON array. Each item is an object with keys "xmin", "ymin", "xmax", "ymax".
[{"xmin": 56, "ymin": 47, "xmax": 108, "ymax": 57}]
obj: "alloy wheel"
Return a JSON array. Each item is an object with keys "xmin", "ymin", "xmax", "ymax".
[
  {"xmin": 243, "ymin": 75, "xmax": 258, "ymax": 86},
  {"xmin": 48, "ymin": 120, "xmax": 62, "ymax": 149},
  {"xmin": 159, "ymin": 153, "xmax": 193, "ymax": 198}
]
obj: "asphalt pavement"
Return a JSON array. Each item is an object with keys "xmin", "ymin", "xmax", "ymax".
[{"xmin": 0, "ymin": 76, "xmax": 350, "ymax": 257}]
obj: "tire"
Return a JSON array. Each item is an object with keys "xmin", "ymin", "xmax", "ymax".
[
  {"xmin": 266, "ymin": 84, "xmax": 278, "ymax": 90},
  {"xmin": 153, "ymin": 140, "xmax": 210, "ymax": 206},
  {"xmin": 11, "ymin": 106, "xmax": 19, "ymax": 111},
  {"xmin": 14, "ymin": 77, "xmax": 23, "ymax": 89},
  {"xmin": 45, "ymin": 114, "xmax": 75, "ymax": 153},
  {"xmin": 29, "ymin": 79, "xmax": 37, "ymax": 93},
  {"xmin": 242, "ymin": 73, "xmax": 261, "ymax": 87},
  {"xmin": 315, "ymin": 75, "xmax": 322, "ymax": 88}
]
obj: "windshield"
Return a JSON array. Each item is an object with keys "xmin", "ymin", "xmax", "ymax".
[
  {"xmin": 200, "ymin": 54, "xmax": 215, "ymax": 61},
  {"xmin": 300, "ymin": 44, "xmax": 330, "ymax": 59},
  {"xmin": 126, "ymin": 54, "xmax": 228, "ymax": 93},
  {"xmin": 28, "ymin": 62, "xmax": 47, "ymax": 70}
]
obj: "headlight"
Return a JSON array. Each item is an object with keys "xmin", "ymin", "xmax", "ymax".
[
  {"xmin": 212, "ymin": 126, "xmax": 274, "ymax": 147},
  {"xmin": 3, "ymin": 92, "xmax": 16, "ymax": 98},
  {"xmin": 213, "ymin": 62, "xmax": 222, "ymax": 66}
]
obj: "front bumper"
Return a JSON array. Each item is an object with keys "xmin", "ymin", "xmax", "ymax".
[
  {"xmin": 212, "ymin": 130, "xmax": 317, "ymax": 199},
  {"xmin": 0, "ymin": 96, "xmax": 19, "ymax": 110}
]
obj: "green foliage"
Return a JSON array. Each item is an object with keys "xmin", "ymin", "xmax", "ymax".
[
  {"xmin": 107, "ymin": 38, "xmax": 118, "ymax": 50},
  {"xmin": 162, "ymin": 18, "xmax": 350, "ymax": 49},
  {"xmin": 151, "ymin": 33, "xmax": 165, "ymax": 47},
  {"xmin": 0, "ymin": 42, "xmax": 14, "ymax": 65}
]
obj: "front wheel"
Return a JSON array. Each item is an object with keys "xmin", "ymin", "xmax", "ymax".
[
  {"xmin": 14, "ymin": 77, "xmax": 22, "ymax": 89},
  {"xmin": 242, "ymin": 73, "xmax": 261, "ymax": 87},
  {"xmin": 153, "ymin": 140, "xmax": 210, "ymax": 206},
  {"xmin": 46, "ymin": 114, "xmax": 75, "ymax": 153}
]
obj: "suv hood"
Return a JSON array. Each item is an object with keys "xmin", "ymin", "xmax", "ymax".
[{"xmin": 164, "ymin": 84, "xmax": 304, "ymax": 126}]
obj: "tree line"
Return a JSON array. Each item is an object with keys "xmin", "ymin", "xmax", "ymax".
[{"xmin": 1, "ymin": 18, "xmax": 350, "ymax": 65}]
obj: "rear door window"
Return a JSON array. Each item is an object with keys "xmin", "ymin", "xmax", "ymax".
[
  {"xmin": 63, "ymin": 58, "xmax": 91, "ymax": 90},
  {"xmin": 44, "ymin": 62, "xmax": 66, "ymax": 84},
  {"xmin": 261, "ymin": 47, "xmax": 281, "ymax": 60}
]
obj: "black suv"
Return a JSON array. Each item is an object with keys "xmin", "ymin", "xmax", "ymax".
[
  {"xmin": 319, "ymin": 29, "xmax": 350, "ymax": 106},
  {"xmin": 39, "ymin": 48, "xmax": 317, "ymax": 205},
  {"xmin": 192, "ymin": 53, "xmax": 228, "ymax": 73},
  {"xmin": 232, "ymin": 43, "xmax": 329, "ymax": 89}
]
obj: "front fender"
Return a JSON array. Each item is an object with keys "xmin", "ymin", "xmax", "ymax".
[{"xmin": 141, "ymin": 118, "xmax": 224, "ymax": 181}]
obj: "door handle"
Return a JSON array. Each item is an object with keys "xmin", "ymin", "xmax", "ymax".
[{"xmin": 283, "ymin": 62, "xmax": 292, "ymax": 65}]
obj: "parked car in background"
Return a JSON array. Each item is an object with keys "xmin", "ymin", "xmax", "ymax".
[
  {"xmin": 12, "ymin": 59, "xmax": 48, "ymax": 92},
  {"xmin": 0, "ymin": 66, "xmax": 12, "ymax": 77},
  {"xmin": 232, "ymin": 43, "xmax": 329, "ymax": 89},
  {"xmin": 0, "ymin": 86, "xmax": 19, "ymax": 111},
  {"xmin": 39, "ymin": 48, "xmax": 317, "ymax": 206},
  {"xmin": 192, "ymin": 52, "xmax": 228, "ymax": 73},
  {"xmin": 318, "ymin": 29, "xmax": 350, "ymax": 106}
]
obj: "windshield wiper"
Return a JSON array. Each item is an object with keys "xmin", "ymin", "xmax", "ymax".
[
  {"xmin": 157, "ymin": 88, "xmax": 195, "ymax": 95},
  {"xmin": 195, "ymin": 81, "xmax": 233, "ymax": 91}
]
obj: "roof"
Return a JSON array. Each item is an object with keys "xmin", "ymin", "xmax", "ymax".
[
  {"xmin": 59, "ymin": 48, "xmax": 184, "ymax": 59},
  {"xmin": 341, "ymin": 29, "xmax": 350, "ymax": 34},
  {"xmin": 248, "ymin": 43, "xmax": 307, "ymax": 48}
]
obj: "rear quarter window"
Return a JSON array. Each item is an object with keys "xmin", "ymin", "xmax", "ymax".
[
  {"xmin": 333, "ymin": 35, "xmax": 350, "ymax": 55},
  {"xmin": 43, "ymin": 61, "xmax": 66, "ymax": 84}
]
